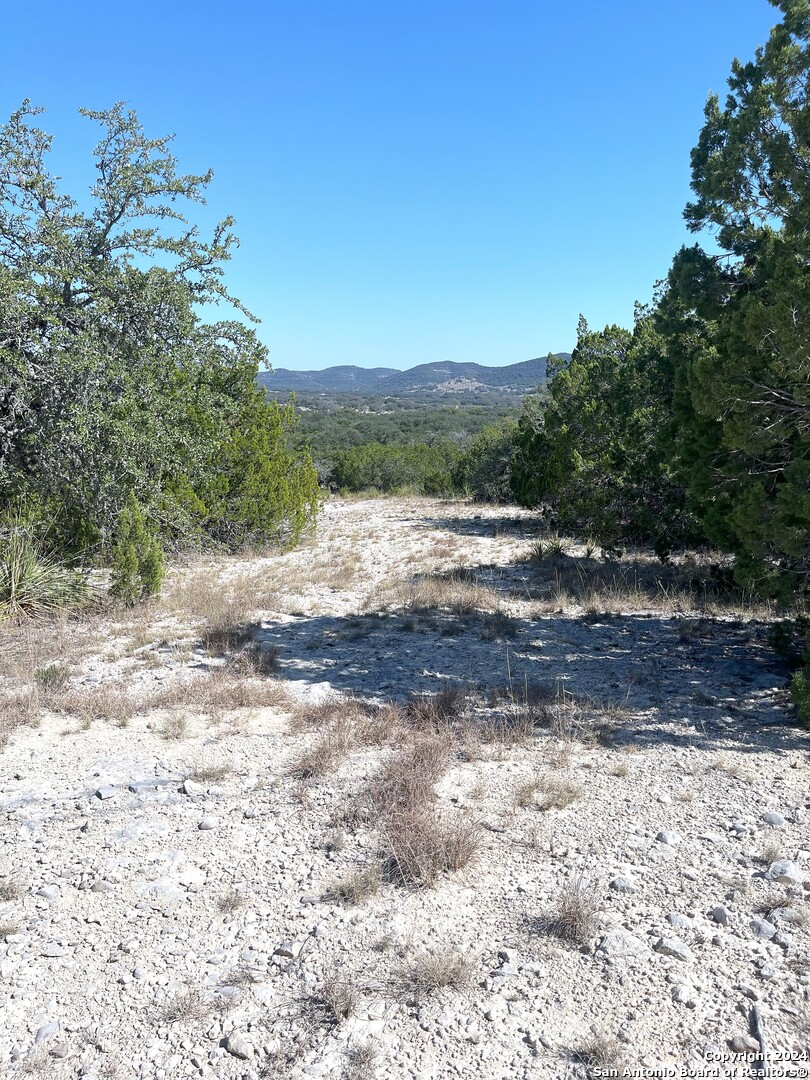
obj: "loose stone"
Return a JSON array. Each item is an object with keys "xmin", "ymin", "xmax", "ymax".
[{"xmin": 654, "ymin": 937, "xmax": 692, "ymax": 962}]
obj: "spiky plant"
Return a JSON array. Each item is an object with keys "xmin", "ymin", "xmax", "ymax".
[{"xmin": 0, "ymin": 528, "xmax": 88, "ymax": 622}]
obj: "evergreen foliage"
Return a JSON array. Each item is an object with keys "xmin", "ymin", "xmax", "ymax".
[
  {"xmin": 792, "ymin": 646, "xmax": 810, "ymax": 727},
  {"xmin": 660, "ymin": 0, "xmax": 810, "ymax": 708},
  {"xmin": 510, "ymin": 316, "xmax": 694, "ymax": 554},
  {"xmin": 0, "ymin": 102, "xmax": 319, "ymax": 576},
  {"xmin": 331, "ymin": 441, "xmax": 459, "ymax": 496},
  {"xmin": 109, "ymin": 494, "xmax": 165, "ymax": 605},
  {"xmin": 453, "ymin": 421, "xmax": 517, "ymax": 503}
]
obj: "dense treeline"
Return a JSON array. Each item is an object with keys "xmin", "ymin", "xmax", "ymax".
[
  {"xmin": 511, "ymin": 0, "xmax": 809, "ymax": 721},
  {"xmin": 0, "ymin": 102, "xmax": 319, "ymax": 607}
]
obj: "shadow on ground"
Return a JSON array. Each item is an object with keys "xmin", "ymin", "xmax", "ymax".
[
  {"xmin": 253, "ymin": 602, "xmax": 804, "ymax": 756},
  {"xmin": 412, "ymin": 513, "xmax": 543, "ymax": 540}
]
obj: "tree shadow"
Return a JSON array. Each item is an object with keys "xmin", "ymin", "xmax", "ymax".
[
  {"xmin": 413, "ymin": 513, "xmax": 542, "ymax": 540},
  {"xmin": 251, "ymin": 600, "xmax": 804, "ymax": 756}
]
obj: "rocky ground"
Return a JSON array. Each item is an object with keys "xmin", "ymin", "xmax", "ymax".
[{"xmin": 0, "ymin": 497, "xmax": 808, "ymax": 1080}]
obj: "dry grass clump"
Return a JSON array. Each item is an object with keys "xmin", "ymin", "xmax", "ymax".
[
  {"xmin": 495, "ymin": 679, "xmax": 556, "ymax": 731},
  {"xmin": 217, "ymin": 888, "xmax": 246, "ymax": 914},
  {"xmin": 382, "ymin": 807, "xmax": 481, "ymax": 887},
  {"xmin": 525, "ymin": 547, "xmax": 774, "ymax": 618},
  {"xmin": 345, "ymin": 1042, "xmax": 380, "ymax": 1080},
  {"xmin": 572, "ymin": 1031, "xmax": 625, "ymax": 1077},
  {"xmin": 0, "ymin": 876, "xmax": 22, "ymax": 901},
  {"xmin": 290, "ymin": 714, "xmax": 356, "ymax": 779},
  {"xmin": 404, "ymin": 684, "xmax": 469, "ymax": 732},
  {"xmin": 517, "ymin": 775, "xmax": 583, "ymax": 811},
  {"xmin": 479, "ymin": 611, "xmax": 520, "ymax": 640},
  {"xmin": 404, "ymin": 945, "xmax": 476, "ymax": 995},
  {"xmin": 546, "ymin": 874, "xmax": 601, "ymax": 946},
  {"xmin": 150, "ymin": 668, "xmax": 290, "ymax": 715},
  {"xmin": 287, "ymin": 698, "xmax": 346, "ymax": 733},
  {"xmin": 56, "ymin": 685, "xmax": 139, "ymax": 728},
  {"xmin": 0, "ymin": 614, "xmax": 96, "ymax": 678},
  {"xmin": 369, "ymin": 736, "xmax": 450, "ymax": 817},
  {"xmin": 757, "ymin": 840, "xmax": 785, "ymax": 866},
  {"xmin": 0, "ymin": 688, "xmax": 41, "ymax": 747},
  {"xmin": 191, "ymin": 762, "xmax": 235, "ymax": 784},
  {"xmin": 366, "ymin": 734, "xmax": 480, "ymax": 887},
  {"xmin": 366, "ymin": 569, "xmax": 503, "ymax": 617},
  {"xmin": 0, "ymin": 921, "xmax": 20, "ymax": 939},
  {"xmin": 754, "ymin": 888, "xmax": 809, "ymax": 926},
  {"xmin": 312, "ymin": 967, "xmax": 360, "ymax": 1025},
  {"xmin": 289, "ymin": 696, "xmax": 401, "ymax": 748},
  {"xmin": 159, "ymin": 567, "xmax": 276, "ymax": 622},
  {"xmin": 325, "ymin": 864, "xmax": 382, "ymax": 905},
  {"xmin": 202, "ymin": 614, "xmax": 255, "ymax": 654},
  {"xmin": 154, "ymin": 986, "xmax": 216, "ymax": 1025},
  {"xmin": 221, "ymin": 961, "xmax": 263, "ymax": 989},
  {"xmin": 160, "ymin": 714, "xmax": 188, "ymax": 740},
  {"xmin": 227, "ymin": 642, "xmax": 280, "ymax": 676},
  {"xmin": 354, "ymin": 701, "xmax": 402, "ymax": 745}
]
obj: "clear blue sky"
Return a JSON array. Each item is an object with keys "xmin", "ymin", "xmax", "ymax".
[{"xmin": 2, "ymin": 1, "xmax": 780, "ymax": 370}]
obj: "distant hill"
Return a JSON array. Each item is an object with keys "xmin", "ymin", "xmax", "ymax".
[{"xmin": 258, "ymin": 355, "xmax": 568, "ymax": 397}]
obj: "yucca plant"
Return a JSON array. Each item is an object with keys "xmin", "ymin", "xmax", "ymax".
[{"xmin": 0, "ymin": 528, "xmax": 88, "ymax": 622}]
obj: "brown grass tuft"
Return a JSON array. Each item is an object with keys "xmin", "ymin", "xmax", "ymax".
[
  {"xmin": 517, "ymin": 775, "xmax": 583, "ymax": 811},
  {"xmin": 404, "ymin": 684, "xmax": 469, "ymax": 732},
  {"xmin": 290, "ymin": 714, "xmax": 356, "ymax": 779},
  {"xmin": 572, "ymin": 1030, "xmax": 626, "ymax": 1078},
  {"xmin": 381, "ymin": 808, "xmax": 481, "ymax": 887},
  {"xmin": 325, "ymin": 864, "xmax": 382, "ymax": 905},
  {"xmin": 313, "ymin": 967, "xmax": 360, "ymax": 1025},
  {"xmin": 369, "ymin": 736, "xmax": 449, "ymax": 817},
  {"xmin": 405, "ymin": 945, "xmax": 476, "ymax": 995},
  {"xmin": 546, "ymin": 874, "xmax": 600, "ymax": 946}
]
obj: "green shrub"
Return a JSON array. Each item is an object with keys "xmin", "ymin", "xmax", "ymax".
[
  {"xmin": 110, "ymin": 494, "xmax": 165, "ymax": 605},
  {"xmin": 791, "ymin": 645, "xmax": 810, "ymax": 729},
  {"xmin": 332, "ymin": 441, "xmax": 459, "ymax": 496},
  {"xmin": 452, "ymin": 421, "xmax": 516, "ymax": 503},
  {"xmin": 0, "ymin": 527, "xmax": 88, "ymax": 621}
]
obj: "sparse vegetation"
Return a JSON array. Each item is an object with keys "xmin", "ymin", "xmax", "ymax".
[
  {"xmin": 405, "ymin": 945, "xmax": 476, "ymax": 995},
  {"xmin": 516, "ymin": 774, "xmax": 582, "ymax": 811},
  {"xmin": 382, "ymin": 808, "xmax": 481, "ymax": 887},
  {"xmin": 217, "ymin": 888, "xmax": 246, "ymax": 914},
  {"xmin": 325, "ymin": 864, "xmax": 382, "ymax": 905},
  {"xmin": 33, "ymin": 664, "xmax": 71, "ymax": 692},
  {"xmin": 313, "ymin": 967, "xmax": 359, "ymax": 1025},
  {"xmin": 0, "ymin": 876, "xmax": 22, "ymax": 901},
  {"xmin": 154, "ymin": 987, "xmax": 215, "ymax": 1026},
  {"xmin": 572, "ymin": 1030, "xmax": 625, "ymax": 1078},
  {"xmin": 290, "ymin": 716, "xmax": 356, "ymax": 779},
  {"xmin": 545, "ymin": 874, "xmax": 601, "ymax": 946},
  {"xmin": 536, "ymin": 776, "xmax": 583, "ymax": 811},
  {"xmin": 345, "ymin": 1041, "xmax": 380, "ymax": 1080}
]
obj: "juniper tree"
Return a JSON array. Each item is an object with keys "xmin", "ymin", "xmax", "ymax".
[{"xmin": 661, "ymin": 0, "xmax": 810, "ymax": 601}]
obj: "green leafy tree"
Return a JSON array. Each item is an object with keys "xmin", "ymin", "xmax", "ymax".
[
  {"xmin": 0, "ymin": 102, "xmax": 318, "ymax": 557},
  {"xmin": 657, "ymin": 0, "xmax": 810, "ymax": 720},
  {"xmin": 332, "ymin": 441, "xmax": 459, "ymax": 495}
]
